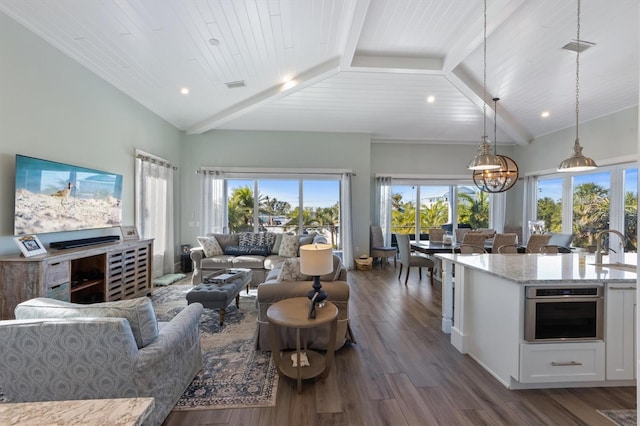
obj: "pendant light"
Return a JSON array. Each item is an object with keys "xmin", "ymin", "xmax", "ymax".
[
  {"xmin": 558, "ymin": 0, "xmax": 597, "ymax": 172},
  {"xmin": 468, "ymin": 0, "xmax": 501, "ymax": 171},
  {"xmin": 473, "ymin": 98, "xmax": 519, "ymax": 193}
]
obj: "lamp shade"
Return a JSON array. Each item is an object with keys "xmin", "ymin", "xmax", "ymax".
[
  {"xmin": 299, "ymin": 244, "xmax": 333, "ymax": 276},
  {"xmin": 558, "ymin": 139, "xmax": 598, "ymax": 172},
  {"xmin": 468, "ymin": 138, "xmax": 502, "ymax": 171}
]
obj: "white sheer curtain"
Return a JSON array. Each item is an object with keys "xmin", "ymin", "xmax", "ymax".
[
  {"xmin": 375, "ymin": 176, "xmax": 393, "ymax": 245},
  {"xmin": 340, "ymin": 172, "xmax": 354, "ymax": 270},
  {"xmin": 488, "ymin": 192, "xmax": 506, "ymax": 233},
  {"xmin": 135, "ymin": 150, "xmax": 175, "ymax": 278},
  {"xmin": 200, "ymin": 170, "xmax": 226, "ymax": 234},
  {"xmin": 522, "ymin": 176, "xmax": 539, "ymax": 245}
]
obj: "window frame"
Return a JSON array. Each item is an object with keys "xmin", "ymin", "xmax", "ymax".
[{"xmin": 533, "ymin": 162, "xmax": 637, "ymax": 261}]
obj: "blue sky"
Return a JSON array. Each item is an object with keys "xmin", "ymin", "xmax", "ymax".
[
  {"xmin": 226, "ymin": 179, "xmax": 340, "ymax": 209},
  {"xmin": 539, "ymin": 169, "xmax": 637, "ymax": 201}
]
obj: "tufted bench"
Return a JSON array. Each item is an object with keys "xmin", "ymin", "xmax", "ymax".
[{"xmin": 186, "ymin": 269, "xmax": 252, "ymax": 325}]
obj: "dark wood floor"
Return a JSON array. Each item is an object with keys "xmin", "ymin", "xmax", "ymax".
[{"xmin": 163, "ymin": 265, "xmax": 636, "ymax": 426}]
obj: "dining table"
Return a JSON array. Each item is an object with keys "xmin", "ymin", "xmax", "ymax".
[{"xmin": 410, "ymin": 240, "xmax": 493, "ymax": 254}]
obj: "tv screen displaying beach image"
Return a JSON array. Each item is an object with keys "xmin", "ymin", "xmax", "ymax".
[{"xmin": 14, "ymin": 155, "xmax": 123, "ymax": 235}]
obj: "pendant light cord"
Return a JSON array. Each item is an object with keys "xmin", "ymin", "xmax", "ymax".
[
  {"xmin": 483, "ymin": 0, "xmax": 487, "ymax": 140},
  {"xmin": 493, "ymin": 97, "xmax": 499, "ymax": 155},
  {"xmin": 575, "ymin": 0, "xmax": 580, "ymax": 145}
]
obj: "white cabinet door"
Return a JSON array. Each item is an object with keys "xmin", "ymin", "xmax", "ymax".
[{"xmin": 605, "ymin": 285, "xmax": 636, "ymax": 380}]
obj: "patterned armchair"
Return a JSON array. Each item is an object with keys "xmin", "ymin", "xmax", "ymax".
[{"xmin": 0, "ymin": 297, "xmax": 203, "ymax": 426}]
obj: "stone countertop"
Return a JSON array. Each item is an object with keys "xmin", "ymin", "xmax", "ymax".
[
  {"xmin": 435, "ymin": 253, "xmax": 637, "ymax": 284},
  {"xmin": 0, "ymin": 397, "xmax": 154, "ymax": 425}
]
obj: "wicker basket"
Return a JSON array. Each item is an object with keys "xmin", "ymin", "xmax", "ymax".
[{"xmin": 355, "ymin": 256, "xmax": 373, "ymax": 270}]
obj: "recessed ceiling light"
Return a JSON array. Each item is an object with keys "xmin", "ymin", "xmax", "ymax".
[
  {"xmin": 426, "ymin": 95, "xmax": 435, "ymax": 103},
  {"xmin": 180, "ymin": 87, "xmax": 189, "ymax": 95},
  {"xmin": 541, "ymin": 111, "xmax": 550, "ymax": 118},
  {"xmin": 281, "ymin": 80, "xmax": 298, "ymax": 91},
  {"xmin": 209, "ymin": 38, "xmax": 220, "ymax": 46}
]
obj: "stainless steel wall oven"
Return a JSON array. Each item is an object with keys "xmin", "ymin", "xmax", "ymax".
[{"xmin": 524, "ymin": 286, "xmax": 604, "ymax": 342}]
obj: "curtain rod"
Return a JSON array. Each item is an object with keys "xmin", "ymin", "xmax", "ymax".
[
  {"xmin": 196, "ymin": 167, "xmax": 355, "ymax": 176},
  {"xmin": 135, "ymin": 150, "xmax": 177, "ymax": 170}
]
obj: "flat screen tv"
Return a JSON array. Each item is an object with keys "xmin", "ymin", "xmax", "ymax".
[{"xmin": 14, "ymin": 154, "xmax": 123, "ymax": 235}]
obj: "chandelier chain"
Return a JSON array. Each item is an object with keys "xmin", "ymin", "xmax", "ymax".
[
  {"xmin": 575, "ymin": 0, "xmax": 580, "ymax": 142},
  {"xmin": 483, "ymin": 0, "xmax": 487, "ymax": 139}
]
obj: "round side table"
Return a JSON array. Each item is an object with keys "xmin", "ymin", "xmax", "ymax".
[{"xmin": 266, "ymin": 297, "xmax": 338, "ymax": 393}]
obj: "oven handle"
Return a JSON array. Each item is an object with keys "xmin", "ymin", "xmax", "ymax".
[{"xmin": 551, "ymin": 361, "xmax": 583, "ymax": 367}]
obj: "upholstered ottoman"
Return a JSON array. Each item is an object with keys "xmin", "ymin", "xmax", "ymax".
[{"xmin": 186, "ymin": 269, "xmax": 252, "ymax": 325}]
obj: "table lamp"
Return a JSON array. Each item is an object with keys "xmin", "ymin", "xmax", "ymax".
[{"xmin": 299, "ymin": 243, "xmax": 333, "ymax": 316}]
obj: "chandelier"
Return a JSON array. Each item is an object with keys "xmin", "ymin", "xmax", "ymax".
[
  {"xmin": 558, "ymin": 0, "xmax": 597, "ymax": 172},
  {"xmin": 473, "ymin": 98, "xmax": 519, "ymax": 193},
  {"xmin": 467, "ymin": 0, "xmax": 501, "ymax": 171}
]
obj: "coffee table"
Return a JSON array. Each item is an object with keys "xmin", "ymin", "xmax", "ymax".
[
  {"xmin": 266, "ymin": 297, "xmax": 338, "ymax": 393},
  {"xmin": 186, "ymin": 268, "xmax": 252, "ymax": 325}
]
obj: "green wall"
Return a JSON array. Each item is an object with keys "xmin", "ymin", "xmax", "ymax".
[
  {"xmin": 0, "ymin": 12, "xmax": 181, "ymax": 256},
  {"xmin": 180, "ymin": 130, "xmax": 372, "ymax": 256}
]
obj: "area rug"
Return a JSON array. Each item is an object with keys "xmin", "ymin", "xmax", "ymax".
[
  {"xmin": 152, "ymin": 273, "xmax": 187, "ymax": 286},
  {"xmin": 597, "ymin": 409, "xmax": 637, "ymax": 426},
  {"xmin": 150, "ymin": 284, "xmax": 278, "ymax": 410}
]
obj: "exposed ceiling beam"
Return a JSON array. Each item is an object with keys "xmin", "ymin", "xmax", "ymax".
[
  {"xmin": 442, "ymin": 0, "xmax": 525, "ymax": 74},
  {"xmin": 187, "ymin": 58, "xmax": 341, "ymax": 135},
  {"xmin": 340, "ymin": 0, "xmax": 371, "ymax": 70},
  {"xmin": 349, "ymin": 54, "xmax": 444, "ymax": 75},
  {"xmin": 447, "ymin": 68, "xmax": 532, "ymax": 145}
]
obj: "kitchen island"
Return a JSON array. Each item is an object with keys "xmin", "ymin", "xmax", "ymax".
[{"xmin": 435, "ymin": 253, "xmax": 636, "ymax": 389}]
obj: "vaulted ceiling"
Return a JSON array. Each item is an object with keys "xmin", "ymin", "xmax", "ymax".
[{"xmin": 1, "ymin": 0, "xmax": 637, "ymax": 146}]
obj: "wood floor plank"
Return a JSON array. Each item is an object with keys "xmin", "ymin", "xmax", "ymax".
[
  {"xmin": 543, "ymin": 388, "xmax": 618, "ymax": 426},
  {"xmin": 162, "ymin": 267, "xmax": 636, "ymax": 426}
]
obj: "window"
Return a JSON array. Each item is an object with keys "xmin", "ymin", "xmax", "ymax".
[
  {"xmin": 390, "ymin": 185, "xmax": 417, "ymax": 235},
  {"xmin": 225, "ymin": 177, "xmax": 341, "ymax": 248},
  {"xmin": 390, "ymin": 183, "xmax": 487, "ymax": 237},
  {"xmin": 227, "ymin": 179, "xmax": 255, "ymax": 232},
  {"xmin": 457, "ymin": 185, "xmax": 489, "ymax": 229},
  {"xmin": 534, "ymin": 163, "xmax": 637, "ymax": 257},
  {"xmin": 572, "ymin": 171, "xmax": 611, "ymax": 247},
  {"xmin": 623, "ymin": 168, "xmax": 637, "ymax": 260},
  {"xmin": 419, "ymin": 185, "xmax": 450, "ymax": 233},
  {"xmin": 536, "ymin": 178, "xmax": 563, "ymax": 233}
]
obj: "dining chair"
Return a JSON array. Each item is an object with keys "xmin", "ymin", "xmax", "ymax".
[
  {"xmin": 497, "ymin": 244, "xmax": 520, "ymax": 254},
  {"xmin": 455, "ymin": 228, "xmax": 470, "ymax": 243},
  {"xmin": 462, "ymin": 233, "xmax": 488, "ymax": 250},
  {"xmin": 539, "ymin": 245, "xmax": 562, "ymax": 254},
  {"xmin": 396, "ymin": 233, "xmax": 434, "ymax": 286},
  {"xmin": 498, "ymin": 245, "xmax": 532, "ymax": 254},
  {"xmin": 458, "ymin": 244, "xmax": 488, "ymax": 254},
  {"xmin": 428, "ymin": 228, "xmax": 444, "ymax": 242},
  {"xmin": 492, "ymin": 233, "xmax": 518, "ymax": 252},
  {"xmin": 370, "ymin": 225, "xmax": 397, "ymax": 269},
  {"xmin": 526, "ymin": 234, "xmax": 552, "ymax": 253}
]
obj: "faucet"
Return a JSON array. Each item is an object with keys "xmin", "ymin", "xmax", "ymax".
[{"xmin": 594, "ymin": 229, "xmax": 626, "ymax": 264}]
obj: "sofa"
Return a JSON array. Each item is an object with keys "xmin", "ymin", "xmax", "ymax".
[
  {"xmin": 0, "ymin": 297, "xmax": 203, "ymax": 426},
  {"xmin": 191, "ymin": 231, "xmax": 328, "ymax": 285},
  {"xmin": 255, "ymin": 254, "xmax": 353, "ymax": 351}
]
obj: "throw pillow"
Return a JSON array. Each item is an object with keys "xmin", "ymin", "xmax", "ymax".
[
  {"xmin": 239, "ymin": 232, "xmax": 276, "ymax": 253},
  {"xmin": 278, "ymin": 234, "xmax": 299, "ymax": 258},
  {"xmin": 224, "ymin": 245, "xmax": 270, "ymax": 256},
  {"xmin": 272, "ymin": 233, "xmax": 284, "ymax": 253},
  {"xmin": 299, "ymin": 233, "xmax": 315, "ymax": 246},
  {"xmin": 277, "ymin": 258, "xmax": 311, "ymax": 281},
  {"xmin": 264, "ymin": 232, "xmax": 276, "ymax": 250},
  {"xmin": 197, "ymin": 236, "xmax": 223, "ymax": 257},
  {"xmin": 239, "ymin": 232, "xmax": 261, "ymax": 246}
]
